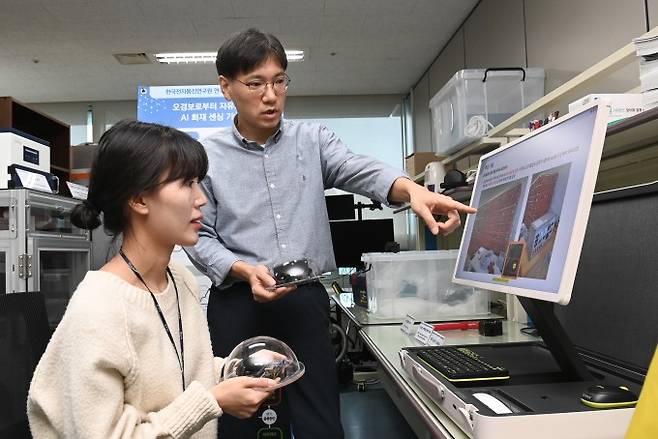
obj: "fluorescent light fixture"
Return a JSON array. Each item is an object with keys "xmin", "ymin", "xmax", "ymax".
[
  {"xmin": 154, "ymin": 49, "xmax": 305, "ymax": 64},
  {"xmin": 154, "ymin": 52, "xmax": 216, "ymax": 64},
  {"xmin": 286, "ymin": 50, "xmax": 304, "ymax": 62}
]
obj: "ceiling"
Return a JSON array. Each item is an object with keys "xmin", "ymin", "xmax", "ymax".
[{"xmin": 0, "ymin": 0, "xmax": 477, "ymax": 103}]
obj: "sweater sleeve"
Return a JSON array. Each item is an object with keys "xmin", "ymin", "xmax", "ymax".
[{"xmin": 27, "ymin": 288, "xmax": 222, "ymax": 439}]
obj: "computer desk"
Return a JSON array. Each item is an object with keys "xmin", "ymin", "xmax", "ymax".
[{"xmin": 330, "ymin": 293, "xmax": 539, "ymax": 438}]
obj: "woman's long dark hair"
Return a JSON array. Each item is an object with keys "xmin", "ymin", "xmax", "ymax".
[{"xmin": 71, "ymin": 120, "xmax": 208, "ymax": 235}]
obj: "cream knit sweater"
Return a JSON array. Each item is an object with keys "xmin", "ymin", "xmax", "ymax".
[{"xmin": 27, "ymin": 262, "xmax": 224, "ymax": 438}]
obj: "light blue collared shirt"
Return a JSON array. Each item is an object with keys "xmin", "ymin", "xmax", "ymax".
[{"xmin": 186, "ymin": 118, "xmax": 406, "ymax": 287}]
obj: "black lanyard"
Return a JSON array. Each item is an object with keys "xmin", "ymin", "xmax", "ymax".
[{"xmin": 119, "ymin": 248, "xmax": 186, "ymax": 390}]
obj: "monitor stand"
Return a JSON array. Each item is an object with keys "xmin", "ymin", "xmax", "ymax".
[{"xmin": 518, "ymin": 296, "xmax": 591, "ymax": 381}]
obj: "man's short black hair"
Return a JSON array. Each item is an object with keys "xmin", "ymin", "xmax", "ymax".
[{"xmin": 216, "ymin": 28, "xmax": 288, "ymax": 78}]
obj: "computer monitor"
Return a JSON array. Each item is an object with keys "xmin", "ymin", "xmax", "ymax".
[
  {"xmin": 453, "ymin": 103, "xmax": 608, "ymax": 305},
  {"xmin": 325, "ymin": 194, "xmax": 356, "ymax": 220},
  {"xmin": 329, "ymin": 219, "xmax": 395, "ymax": 268},
  {"xmin": 452, "ymin": 103, "xmax": 608, "ymax": 381}
]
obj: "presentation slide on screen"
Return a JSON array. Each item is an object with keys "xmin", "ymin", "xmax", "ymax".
[
  {"xmin": 454, "ymin": 107, "xmax": 598, "ymax": 294},
  {"xmin": 137, "ymin": 85, "xmax": 235, "ymax": 139}
]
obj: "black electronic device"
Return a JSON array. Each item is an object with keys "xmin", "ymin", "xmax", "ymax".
[
  {"xmin": 268, "ymin": 259, "xmax": 323, "ymax": 290},
  {"xmin": 414, "ymin": 346, "xmax": 509, "ymax": 383},
  {"xmin": 478, "ymin": 319, "xmax": 503, "ymax": 336},
  {"xmin": 325, "ymin": 194, "xmax": 356, "ymax": 220},
  {"xmin": 501, "ymin": 242, "xmax": 524, "ymax": 278},
  {"xmin": 8, "ymin": 163, "xmax": 59, "ymax": 192},
  {"xmin": 580, "ymin": 385, "xmax": 638, "ymax": 409},
  {"xmin": 273, "ymin": 259, "xmax": 312, "ymax": 283},
  {"xmin": 440, "ymin": 169, "xmax": 468, "ymax": 190},
  {"xmin": 329, "ymin": 219, "xmax": 395, "ymax": 268}
]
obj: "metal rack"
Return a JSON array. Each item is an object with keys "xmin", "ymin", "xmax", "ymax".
[{"xmin": 0, "ymin": 189, "xmax": 90, "ymax": 328}]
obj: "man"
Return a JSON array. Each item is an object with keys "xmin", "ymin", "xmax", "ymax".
[{"xmin": 188, "ymin": 28, "xmax": 476, "ymax": 438}]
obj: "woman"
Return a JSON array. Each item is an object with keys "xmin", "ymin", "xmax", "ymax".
[{"xmin": 27, "ymin": 120, "xmax": 275, "ymax": 438}]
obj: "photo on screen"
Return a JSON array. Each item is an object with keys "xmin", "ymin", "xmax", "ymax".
[
  {"xmin": 502, "ymin": 241, "xmax": 524, "ymax": 278},
  {"xmin": 462, "ymin": 178, "xmax": 528, "ymax": 275},
  {"xmin": 515, "ymin": 164, "xmax": 571, "ymax": 279}
]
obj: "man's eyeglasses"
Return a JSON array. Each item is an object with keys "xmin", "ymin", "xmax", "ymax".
[{"xmin": 234, "ymin": 75, "xmax": 291, "ymax": 95}]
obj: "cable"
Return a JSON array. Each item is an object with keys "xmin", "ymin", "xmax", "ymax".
[
  {"xmin": 465, "ymin": 169, "xmax": 478, "ymax": 183},
  {"xmin": 465, "ymin": 115, "xmax": 494, "ymax": 138},
  {"xmin": 330, "ymin": 322, "xmax": 348, "ymax": 364}
]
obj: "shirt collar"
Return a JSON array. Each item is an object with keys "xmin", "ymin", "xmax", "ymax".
[{"xmin": 232, "ymin": 116, "xmax": 284, "ymax": 149}]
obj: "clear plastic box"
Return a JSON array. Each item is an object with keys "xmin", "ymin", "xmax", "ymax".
[
  {"xmin": 361, "ymin": 250, "xmax": 490, "ymax": 320},
  {"xmin": 429, "ymin": 68, "xmax": 545, "ymax": 156}
]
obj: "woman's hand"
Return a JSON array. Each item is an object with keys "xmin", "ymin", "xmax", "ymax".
[{"xmin": 211, "ymin": 376, "xmax": 277, "ymax": 419}]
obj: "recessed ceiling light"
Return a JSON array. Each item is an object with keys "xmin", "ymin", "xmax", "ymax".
[
  {"xmin": 113, "ymin": 52, "xmax": 152, "ymax": 65},
  {"xmin": 154, "ymin": 49, "xmax": 305, "ymax": 64}
]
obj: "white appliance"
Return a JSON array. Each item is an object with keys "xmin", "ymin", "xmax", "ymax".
[{"xmin": 0, "ymin": 129, "xmax": 52, "ymax": 189}]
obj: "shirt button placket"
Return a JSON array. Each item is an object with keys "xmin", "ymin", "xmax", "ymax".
[{"xmin": 264, "ymin": 149, "xmax": 286, "ymax": 254}]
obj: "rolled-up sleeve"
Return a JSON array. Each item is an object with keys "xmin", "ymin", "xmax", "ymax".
[{"xmin": 318, "ymin": 125, "xmax": 407, "ymax": 207}]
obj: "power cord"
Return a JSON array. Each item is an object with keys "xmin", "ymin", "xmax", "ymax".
[{"xmin": 465, "ymin": 115, "xmax": 494, "ymax": 138}]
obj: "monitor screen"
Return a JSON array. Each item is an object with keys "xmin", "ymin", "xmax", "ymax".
[
  {"xmin": 453, "ymin": 104, "xmax": 608, "ymax": 305},
  {"xmin": 330, "ymin": 219, "xmax": 394, "ymax": 268},
  {"xmin": 325, "ymin": 194, "xmax": 356, "ymax": 220}
]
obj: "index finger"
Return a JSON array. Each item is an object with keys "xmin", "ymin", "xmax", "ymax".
[{"xmin": 451, "ymin": 199, "xmax": 476, "ymax": 214}]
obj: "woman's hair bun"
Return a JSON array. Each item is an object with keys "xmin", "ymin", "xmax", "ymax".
[{"xmin": 70, "ymin": 200, "xmax": 102, "ymax": 230}]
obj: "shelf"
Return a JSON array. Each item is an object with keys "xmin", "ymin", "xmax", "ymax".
[
  {"xmin": 437, "ymin": 26, "xmax": 658, "ymax": 166},
  {"xmin": 401, "ymin": 105, "xmax": 658, "ymax": 217},
  {"xmin": 50, "ymin": 164, "xmax": 69, "ymax": 172},
  {"xmin": 440, "ymin": 137, "xmax": 507, "ymax": 165}
]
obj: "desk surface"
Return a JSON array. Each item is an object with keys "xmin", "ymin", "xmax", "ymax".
[{"xmin": 359, "ymin": 322, "xmax": 539, "ymax": 439}]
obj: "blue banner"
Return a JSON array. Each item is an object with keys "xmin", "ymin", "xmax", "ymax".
[{"xmin": 137, "ymin": 85, "xmax": 235, "ymax": 139}]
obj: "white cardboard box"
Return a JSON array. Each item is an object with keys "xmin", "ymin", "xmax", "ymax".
[{"xmin": 568, "ymin": 94, "xmax": 644, "ymax": 125}]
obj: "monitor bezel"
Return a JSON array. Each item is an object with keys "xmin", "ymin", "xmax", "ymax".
[{"xmin": 452, "ymin": 102, "xmax": 608, "ymax": 305}]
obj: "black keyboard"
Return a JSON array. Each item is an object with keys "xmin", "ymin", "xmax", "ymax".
[{"xmin": 416, "ymin": 346, "xmax": 510, "ymax": 382}]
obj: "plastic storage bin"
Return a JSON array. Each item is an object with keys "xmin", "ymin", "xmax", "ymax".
[
  {"xmin": 429, "ymin": 68, "xmax": 545, "ymax": 156},
  {"xmin": 361, "ymin": 250, "xmax": 490, "ymax": 320}
]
